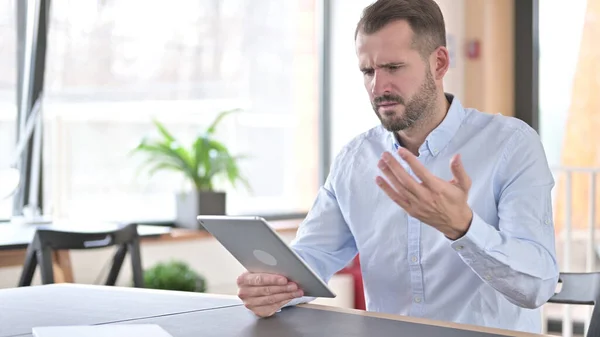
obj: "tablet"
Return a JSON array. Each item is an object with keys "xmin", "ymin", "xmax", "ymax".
[{"xmin": 196, "ymin": 215, "xmax": 336, "ymax": 298}]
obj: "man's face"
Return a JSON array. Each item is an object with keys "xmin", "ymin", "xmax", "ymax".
[{"xmin": 356, "ymin": 20, "xmax": 438, "ymax": 132}]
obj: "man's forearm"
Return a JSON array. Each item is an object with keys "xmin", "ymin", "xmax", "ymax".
[{"xmin": 448, "ymin": 211, "xmax": 559, "ymax": 309}]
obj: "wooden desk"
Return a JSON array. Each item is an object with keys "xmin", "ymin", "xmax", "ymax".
[
  {"xmin": 0, "ymin": 219, "xmax": 300, "ymax": 282},
  {"xmin": 0, "ymin": 284, "xmax": 550, "ymax": 337}
]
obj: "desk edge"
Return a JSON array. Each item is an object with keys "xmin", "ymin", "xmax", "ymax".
[{"xmin": 298, "ymin": 304, "xmax": 552, "ymax": 337}]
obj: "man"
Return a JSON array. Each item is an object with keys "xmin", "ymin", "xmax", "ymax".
[{"xmin": 236, "ymin": 0, "xmax": 559, "ymax": 333}]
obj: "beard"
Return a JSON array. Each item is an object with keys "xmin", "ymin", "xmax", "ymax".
[{"xmin": 372, "ymin": 68, "xmax": 437, "ymax": 132}]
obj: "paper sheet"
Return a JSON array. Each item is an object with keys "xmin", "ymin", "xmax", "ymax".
[{"xmin": 32, "ymin": 324, "xmax": 173, "ymax": 337}]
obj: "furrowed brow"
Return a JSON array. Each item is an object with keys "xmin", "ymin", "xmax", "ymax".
[{"xmin": 377, "ymin": 62, "xmax": 404, "ymax": 68}]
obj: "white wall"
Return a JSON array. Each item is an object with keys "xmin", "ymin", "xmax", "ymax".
[
  {"xmin": 328, "ymin": 0, "xmax": 466, "ymax": 158},
  {"xmin": 436, "ymin": 0, "xmax": 465, "ymax": 100}
]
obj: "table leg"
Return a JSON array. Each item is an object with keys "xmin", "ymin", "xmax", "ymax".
[{"xmin": 52, "ymin": 250, "xmax": 74, "ymax": 283}]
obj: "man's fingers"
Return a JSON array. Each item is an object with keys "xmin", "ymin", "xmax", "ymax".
[
  {"xmin": 397, "ymin": 147, "xmax": 439, "ymax": 187},
  {"xmin": 379, "ymin": 152, "xmax": 425, "ymax": 198},
  {"xmin": 236, "ymin": 272, "xmax": 250, "ymax": 286},
  {"xmin": 237, "ymin": 272, "xmax": 288, "ymax": 287},
  {"xmin": 377, "ymin": 159, "xmax": 406, "ymax": 193},
  {"xmin": 236, "ymin": 272, "xmax": 300, "ymax": 319},
  {"xmin": 450, "ymin": 154, "xmax": 471, "ymax": 192},
  {"xmin": 376, "ymin": 176, "xmax": 411, "ymax": 208},
  {"xmin": 251, "ymin": 299, "xmax": 294, "ymax": 318},
  {"xmin": 238, "ymin": 283, "xmax": 298, "ymax": 299},
  {"xmin": 244, "ymin": 290, "xmax": 304, "ymax": 308}
]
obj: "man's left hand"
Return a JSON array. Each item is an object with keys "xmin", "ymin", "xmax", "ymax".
[{"xmin": 376, "ymin": 147, "xmax": 473, "ymax": 240}]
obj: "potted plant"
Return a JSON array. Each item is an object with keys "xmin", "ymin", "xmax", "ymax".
[
  {"xmin": 143, "ymin": 260, "xmax": 207, "ymax": 293},
  {"xmin": 131, "ymin": 109, "xmax": 249, "ymax": 229}
]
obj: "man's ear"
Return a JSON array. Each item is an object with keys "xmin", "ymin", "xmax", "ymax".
[{"xmin": 432, "ymin": 46, "xmax": 450, "ymax": 80}]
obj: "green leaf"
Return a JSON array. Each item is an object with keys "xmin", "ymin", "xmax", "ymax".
[
  {"xmin": 152, "ymin": 119, "xmax": 177, "ymax": 143},
  {"xmin": 133, "ymin": 156, "xmax": 180, "ymax": 179},
  {"xmin": 165, "ymin": 142, "xmax": 195, "ymax": 172},
  {"xmin": 195, "ymin": 177, "xmax": 213, "ymax": 191},
  {"xmin": 135, "ymin": 141, "xmax": 197, "ymax": 184},
  {"xmin": 207, "ymin": 138, "xmax": 228, "ymax": 153},
  {"xmin": 193, "ymin": 135, "xmax": 212, "ymax": 182},
  {"xmin": 227, "ymin": 156, "xmax": 251, "ymax": 191},
  {"xmin": 145, "ymin": 162, "xmax": 185, "ymax": 178},
  {"xmin": 206, "ymin": 109, "xmax": 240, "ymax": 135}
]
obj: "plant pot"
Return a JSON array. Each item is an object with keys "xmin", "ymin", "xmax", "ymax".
[{"xmin": 175, "ymin": 190, "xmax": 226, "ymax": 229}]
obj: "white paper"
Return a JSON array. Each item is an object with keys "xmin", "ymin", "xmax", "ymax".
[{"xmin": 32, "ymin": 324, "xmax": 173, "ymax": 337}]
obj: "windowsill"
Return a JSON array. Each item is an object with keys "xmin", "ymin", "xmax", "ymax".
[{"xmin": 0, "ymin": 212, "xmax": 307, "ymax": 227}]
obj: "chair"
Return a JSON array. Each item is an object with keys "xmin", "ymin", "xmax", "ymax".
[
  {"xmin": 547, "ymin": 272, "xmax": 600, "ymax": 337},
  {"xmin": 18, "ymin": 223, "xmax": 144, "ymax": 287},
  {"xmin": 337, "ymin": 255, "xmax": 366, "ymax": 310}
]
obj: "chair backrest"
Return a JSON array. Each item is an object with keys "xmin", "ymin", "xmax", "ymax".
[
  {"xmin": 18, "ymin": 223, "xmax": 144, "ymax": 288},
  {"xmin": 550, "ymin": 273, "xmax": 600, "ymax": 304},
  {"xmin": 548, "ymin": 272, "xmax": 600, "ymax": 337},
  {"xmin": 33, "ymin": 223, "xmax": 140, "ymax": 250}
]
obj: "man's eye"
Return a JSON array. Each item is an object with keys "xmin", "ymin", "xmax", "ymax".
[{"xmin": 362, "ymin": 69, "xmax": 374, "ymax": 76}]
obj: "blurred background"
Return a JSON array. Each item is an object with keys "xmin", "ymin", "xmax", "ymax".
[{"xmin": 0, "ymin": 1, "xmax": 598, "ymax": 336}]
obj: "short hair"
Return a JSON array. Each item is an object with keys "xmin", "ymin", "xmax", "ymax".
[{"xmin": 355, "ymin": 0, "xmax": 446, "ymax": 57}]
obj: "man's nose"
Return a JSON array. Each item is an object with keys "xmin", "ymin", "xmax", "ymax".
[{"xmin": 371, "ymin": 69, "xmax": 392, "ymax": 97}]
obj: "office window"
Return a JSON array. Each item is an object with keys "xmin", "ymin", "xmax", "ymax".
[
  {"xmin": 0, "ymin": 0, "xmax": 17, "ymax": 220},
  {"xmin": 538, "ymin": 1, "xmax": 599, "ymax": 327},
  {"xmin": 329, "ymin": 0, "xmax": 379, "ymax": 157},
  {"xmin": 538, "ymin": 0, "xmax": 589, "ymax": 170},
  {"xmin": 539, "ymin": 0, "xmax": 596, "ymax": 235},
  {"xmin": 42, "ymin": 0, "xmax": 319, "ymax": 222}
]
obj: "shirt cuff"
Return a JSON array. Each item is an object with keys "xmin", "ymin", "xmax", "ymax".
[
  {"xmin": 449, "ymin": 211, "xmax": 495, "ymax": 253},
  {"xmin": 447, "ymin": 211, "xmax": 501, "ymax": 282},
  {"xmin": 280, "ymin": 296, "xmax": 315, "ymax": 310}
]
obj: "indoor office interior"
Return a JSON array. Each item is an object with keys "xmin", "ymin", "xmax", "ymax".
[{"xmin": 0, "ymin": 0, "xmax": 598, "ymax": 336}]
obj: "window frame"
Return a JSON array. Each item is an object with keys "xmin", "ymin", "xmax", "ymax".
[{"xmin": 514, "ymin": 0, "xmax": 539, "ymax": 132}]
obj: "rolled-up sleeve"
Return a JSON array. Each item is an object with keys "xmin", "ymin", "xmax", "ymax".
[{"xmin": 450, "ymin": 126, "xmax": 559, "ymax": 309}]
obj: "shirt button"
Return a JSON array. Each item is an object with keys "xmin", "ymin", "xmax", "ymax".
[
  {"xmin": 484, "ymin": 274, "xmax": 492, "ymax": 281},
  {"xmin": 414, "ymin": 296, "xmax": 422, "ymax": 303},
  {"xmin": 411, "ymin": 256, "xmax": 418, "ymax": 263},
  {"xmin": 455, "ymin": 245, "xmax": 464, "ymax": 251}
]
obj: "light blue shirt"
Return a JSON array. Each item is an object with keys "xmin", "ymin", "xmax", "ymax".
[{"xmin": 288, "ymin": 94, "xmax": 559, "ymax": 333}]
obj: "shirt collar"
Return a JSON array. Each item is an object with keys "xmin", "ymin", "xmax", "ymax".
[{"xmin": 391, "ymin": 93, "xmax": 466, "ymax": 157}]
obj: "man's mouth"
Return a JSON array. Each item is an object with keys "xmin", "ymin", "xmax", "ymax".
[{"xmin": 377, "ymin": 102, "xmax": 399, "ymax": 108}]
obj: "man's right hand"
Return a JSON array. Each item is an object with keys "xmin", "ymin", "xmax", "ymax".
[{"xmin": 236, "ymin": 272, "xmax": 304, "ymax": 317}]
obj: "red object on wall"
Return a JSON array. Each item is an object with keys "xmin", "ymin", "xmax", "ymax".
[
  {"xmin": 466, "ymin": 40, "xmax": 480, "ymax": 59},
  {"xmin": 336, "ymin": 255, "xmax": 366, "ymax": 310}
]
